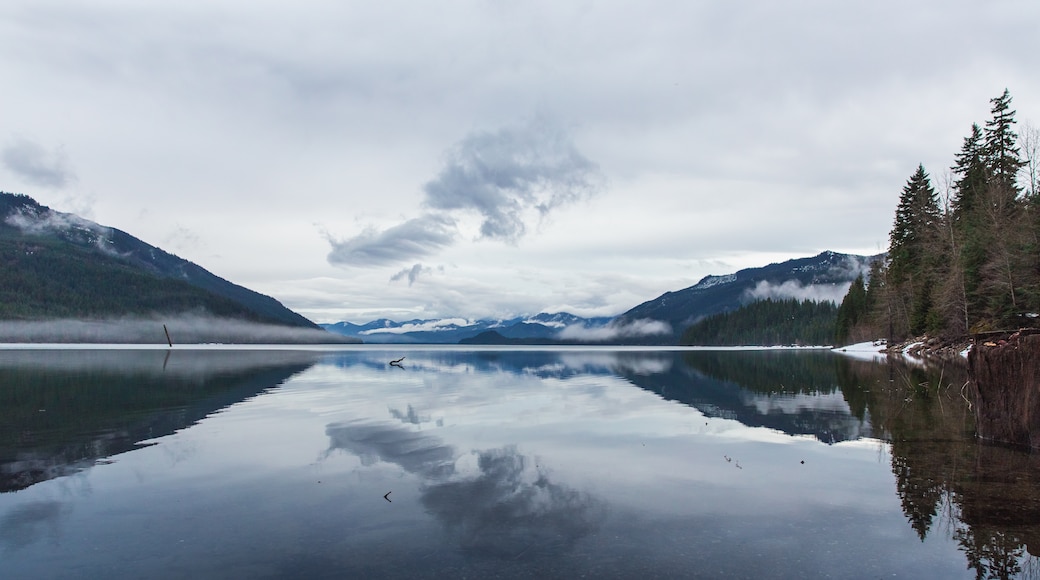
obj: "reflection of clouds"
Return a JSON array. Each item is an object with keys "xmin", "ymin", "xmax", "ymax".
[
  {"xmin": 558, "ymin": 351, "xmax": 673, "ymax": 376},
  {"xmin": 388, "ymin": 404, "xmax": 432, "ymax": 427},
  {"xmin": 0, "ymin": 501, "xmax": 69, "ymax": 552},
  {"xmin": 422, "ymin": 446, "xmax": 606, "ymax": 559},
  {"xmin": 325, "ymin": 421, "xmax": 455, "ymax": 479},
  {"xmin": 324, "ymin": 422, "xmax": 604, "ymax": 558}
]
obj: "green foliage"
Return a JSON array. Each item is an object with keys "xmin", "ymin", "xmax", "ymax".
[
  {"xmin": 857, "ymin": 89, "xmax": 1039, "ymax": 340},
  {"xmin": 680, "ymin": 298, "xmax": 837, "ymax": 346},
  {"xmin": 0, "ymin": 228, "xmax": 273, "ymax": 322},
  {"xmin": 984, "ymin": 88, "xmax": 1025, "ymax": 192},
  {"xmin": 889, "ymin": 165, "xmax": 941, "ymax": 283},
  {"xmin": 835, "ymin": 274, "xmax": 867, "ymax": 344},
  {"xmin": 0, "ymin": 191, "xmax": 315, "ymax": 327},
  {"xmin": 952, "ymin": 123, "xmax": 988, "ymax": 222}
]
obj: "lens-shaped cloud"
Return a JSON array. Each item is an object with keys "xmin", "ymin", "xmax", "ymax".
[
  {"xmin": 325, "ymin": 115, "xmax": 603, "ymax": 268},
  {"xmin": 326, "ymin": 214, "xmax": 456, "ymax": 267}
]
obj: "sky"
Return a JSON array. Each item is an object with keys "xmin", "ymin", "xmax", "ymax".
[{"xmin": 2, "ymin": 1, "xmax": 1039, "ymax": 324}]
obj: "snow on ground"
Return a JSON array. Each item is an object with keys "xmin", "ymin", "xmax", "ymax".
[{"xmin": 831, "ymin": 341, "xmax": 887, "ymax": 362}]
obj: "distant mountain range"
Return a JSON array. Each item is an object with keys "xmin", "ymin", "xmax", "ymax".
[
  {"xmin": 3, "ymin": 191, "xmax": 875, "ymax": 346},
  {"xmin": 0, "ymin": 192, "xmax": 353, "ymax": 343},
  {"xmin": 323, "ymin": 312, "xmax": 613, "ymax": 344},
  {"xmin": 325, "ymin": 251, "xmax": 877, "ymax": 345}
]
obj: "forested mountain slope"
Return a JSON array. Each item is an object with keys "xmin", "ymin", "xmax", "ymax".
[{"xmin": 0, "ymin": 192, "xmax": 317, "ymax": 329}]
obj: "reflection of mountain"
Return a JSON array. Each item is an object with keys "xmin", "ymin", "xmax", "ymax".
[
  {"xmin": 617, "ymin": 351, "xmax": 874, "ymax": 443},
  {"xmin": 0, "ymin": 350, "xmax": 319, "ymax": 493},
  {"xmin": 321, "ymin": 349, "xmax": 876, "ymax": 443},
  {"xmin": 325, "ymin": 421, "xmax": 604, "ymax": 559}
]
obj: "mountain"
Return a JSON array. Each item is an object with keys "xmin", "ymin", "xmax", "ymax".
[
  {"xmin": 322, "ymin": 312, "xmax": 613, "ymax": 344},
  {"xmin": 0, "ymin": 192, "xmax": 350, "ymax": 342},
  {"xmin": 615, "ymin": 251, "xmax": 877, "ymax": 344},
  {"xmin": 325, "ymin": 252, "xmax": 876, "ymax": 345}
]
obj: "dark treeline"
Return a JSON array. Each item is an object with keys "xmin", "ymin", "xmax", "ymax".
[
  {"xmin": 680, "ymin": 298, "xmax": 837, "ymax": 346},
  {"xmin": 837, "ymin": 89, "xmax": 1040, "ymax": 344},
  {"xmin": 0, "ymin": 219, "xmax": 272, "ymax": 322}
]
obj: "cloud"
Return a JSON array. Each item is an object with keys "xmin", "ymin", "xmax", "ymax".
[
  {"xmin": 557, "ymin": 318, "xmax": 672, "ymax": 342},
  {"xmin": 423, "ymin": 115, "xmax": 604, "ymax": 242},
  {"xmin": 2, "ymin": 138, "xmax": 75, "ymax": 188},
  {"xmin": 0, "ymin": 315, "xmax": 349, "ymax": 344},
  {"xmin": 326, "ymin": 213, "xmax": 456, "ymax": 267},
  {"xmin": 389, "ymin": 263, "xmax": 431, "ymax": 286},
  {"xmin": 360, "ymin": 318, "xmax": 474, "ymax": 335},
  {"xmin": 325, "ymin": 116, "xmax": 604, "ymax": 269},
  {"xmin": 744, "ymin": 280, "xmax": 853, "ymax": 304},
  {"xmin": 4, "ymin": 205, "xmax": 100, "ymax": 236}
]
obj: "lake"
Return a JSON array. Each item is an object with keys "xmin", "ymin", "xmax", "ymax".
[{"xmin": 1, "ymin": 346, "xmax": 1038, "ymax": 579}]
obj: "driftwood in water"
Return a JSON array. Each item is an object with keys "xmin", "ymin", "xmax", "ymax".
[{"xmin": 968, "ymin": 331, "xmax": 1040, "ymax": 449}]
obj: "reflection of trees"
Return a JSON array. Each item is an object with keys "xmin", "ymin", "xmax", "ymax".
[
  {"xmin": 859, "ymin": 357, "xmax": 1040, "ymax": 579},
  {"xmin": 422, "ymin": 446, "xmax": 605, "ymax": 559},
  {"xmin": 1, "ymin": 350, "xmax": 318, "ymax": 493},
  {"xmin": 325, "ymin": 422, "xmax": 604, "ymax": 559},
  {"xmin": 677, "ymin": 349, "xmax": 1040, "ymax": 577},
  {"xmin": 681, "ymin": 350, "xmax": 846, "ymax": 395}
]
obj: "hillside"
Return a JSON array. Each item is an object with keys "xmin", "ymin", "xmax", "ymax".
[
  {"xmin": 324, "ymin": 252, "xmax": 875, "ymax": 346},
  {"xmin": 680, "ymin": 298, "xmax": 838, "ymax": 346},
  {"xmin": 616, "ymin": 251, "xmax": 876, "ymax": 344},
  {"xmin": 0, "ymin": 192, "xmax": 349, "ymax": 342}
]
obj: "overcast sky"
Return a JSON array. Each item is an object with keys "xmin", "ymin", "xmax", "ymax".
[{"xmin": 2, "ymin": 1, "xmax": 1038, "ymax": 323}]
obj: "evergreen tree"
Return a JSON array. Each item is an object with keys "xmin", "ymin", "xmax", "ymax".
[
  {"xmin": 889, "ymin": 165, "xmax": 941, "ymax": 283},
  {"xmin": 835, "ymin": 274, "xmax": 867, "ymax": 344},
  {"xmin": 983, "ymin": 89, "xmax": 1025, "ymax": 194},
  {"xmin": 888, "ymin": 165, "xmax": 942, "ymax": 335},
  {"xmin": 974, "ymin": 89, "xmax": 1028, "ymax": 328},
  {"xmin": 951, "ymin": 123, "xmax": 987, "ymax": 223}
]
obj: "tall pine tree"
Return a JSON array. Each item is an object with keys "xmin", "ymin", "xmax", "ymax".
[
  {"xmin": 983, "ymin": 88, "xmax": 1025, "ymax": 194},
  {"xmin": 888, "ymin": 165, "xmax": 941, "ymax": 336},
  {"xmin": 951, "ymin": 123, "xmax": 987, "ymax": 223}
]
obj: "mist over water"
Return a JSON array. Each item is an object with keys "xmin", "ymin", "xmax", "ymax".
[{"xmin": 0, "ymin": 314, "xmax": 354, "ymax": 344}]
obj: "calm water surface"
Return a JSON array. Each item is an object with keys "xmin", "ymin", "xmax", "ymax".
[{"xmin": 1, "ymin": 346, "xmax": 1038, "ymax": 579}]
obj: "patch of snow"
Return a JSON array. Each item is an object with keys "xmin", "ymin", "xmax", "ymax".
[
  {"xmin": 693, "ymin": 273, "xmax": 735, "ymax": 289},
  {"xmin": 832, "ymin": 340, "xmax": 887, "ymax": 362},
  {"xmin": 902, "ymin": 341, "xmax": 923, "ymax": 354},
  {"xmin": 525, "ymin": 318, "xmax": 566, "ymax": 328}
]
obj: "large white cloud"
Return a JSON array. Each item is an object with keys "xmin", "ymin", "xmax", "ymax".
[{"xmin": 2, "ymin": 1, "xmax": 1038, "ymax": 322}]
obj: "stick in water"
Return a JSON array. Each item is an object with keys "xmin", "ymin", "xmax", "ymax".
[{"xmin": 163, "ymin": 324, "xmax": 173, "ymax": 347}]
